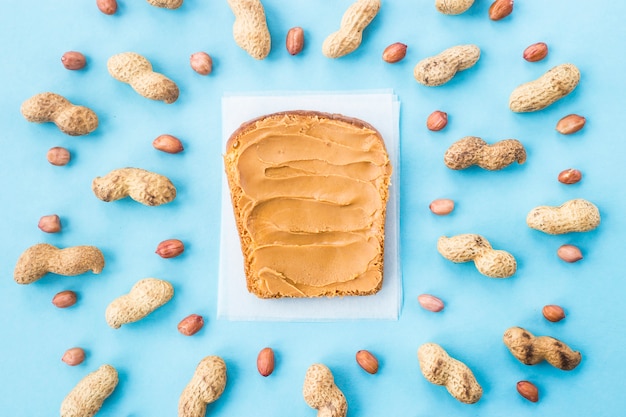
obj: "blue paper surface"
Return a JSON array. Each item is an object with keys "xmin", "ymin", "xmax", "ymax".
[{"xmin": 1, "ymin": 0, "xmax": 625, "ymax": 415}]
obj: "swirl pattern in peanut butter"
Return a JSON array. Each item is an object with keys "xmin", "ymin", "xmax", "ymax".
[{"xmin": 224, "ymin": 111, "xmax": 392, "ymax": 298}]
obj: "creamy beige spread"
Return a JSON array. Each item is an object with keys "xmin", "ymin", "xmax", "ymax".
[{"xmin": 226, "ymin": 112, "xmax": 392, "ymax": 298}]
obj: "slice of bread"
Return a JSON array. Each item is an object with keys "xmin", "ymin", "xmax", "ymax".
[{"xmin": 224, "ymin": 111, "xmax": 392, "ymax": 298}]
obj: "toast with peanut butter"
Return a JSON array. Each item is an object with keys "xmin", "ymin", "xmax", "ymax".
[{"xmin": 224, "ymin": 111, "xmax": 392, "ymax": 298}]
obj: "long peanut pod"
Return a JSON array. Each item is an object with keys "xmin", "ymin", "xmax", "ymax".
[
  {"xmin": 21, "ymin": 92, "xmax": 98, "ymax": 136},
  {"xmin": 14, "ymin": 243, "xmax": 105, "ymax": 284},
  {"xmin": 322, "ymin": 0, "xmax": 381, "ymax": 58},
  {"xmin": 60, "ymin": 364, "xmax": 118, "ymax": 417},
  {"xmin": 435, "ymin": 0, "xmax": 475, "ymax": 15},
  {"xmin": 509, "ymin": 63, "xmax": 580, "ymax": 112},
  {"xmin": 146, "ymin": 0, "xmax": 183, "ymax": 9},
  {"xmin": 227, "ymin": 0, "xmax": 271, "ymax": 59},
  {"xmin": 526, "ymin": 199, "xmax": 600, "ymax": 234},
  {"xmin": 444, "ymin": 136, "xmax": 526, "ymax": 170},
  {"xmin": 179, "ymin": 356, "xmax": 227, "ymax": 417},
  {"xmin": 503, "ymin": 326, "xmax": 582, "ymax": 370},
  {"xmin": 105, "ymin": 278, "xmax": 174, "ymax": 328},
  {"xmin": 107, "ymin": 52, "xmax": 179, "ymax": 103},
  {"xmin": 303, "ymin": 364, "xmax": 348, "ymax": 417},
  {"xmin": 92, "ymin": 167, "xmax": 176, "ymax": 206},
  {"xmin": 417, "ymin": 343, "xmax": 482, "ymax": 404},
  {"xmin": 437, "ymin": 234, "xmax": 516, "ymax": 278},
  {"xmin": 414, "ymin": 45, "xmax": 480, "ymax": 86}
]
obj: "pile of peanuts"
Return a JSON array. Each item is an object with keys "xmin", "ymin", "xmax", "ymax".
[{"xmin": 12, "ymin": 0, "xmax": 600, "ymax": 416}]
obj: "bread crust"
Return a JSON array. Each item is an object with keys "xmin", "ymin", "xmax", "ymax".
[{"xmin": 226, "ymin": 110, "xmax": 382, "ymax": 152}]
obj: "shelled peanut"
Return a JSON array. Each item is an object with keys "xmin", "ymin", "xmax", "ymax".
[
  {"xmin": 38, "ymin": 214, "xmax": 62, "ymax": 232},
  {"xmin": 426, "ymin": 110, "xmax": 448, "ymax": 131},
  {"xmin": 489, "ymin": 0, "xmax": 514, "ymax": 20},
  {"xmin": 47, "ymin": 147, "xmax": 71, "ymax": 166},
  {"xmin": 178, "ymin": 314, "xmax": 204, "ymax": 336},
  {"xmin": 517, "ymin": 380, "xmax": 539, "ymax": 402},
  {"xmin": 257, "ymin": 347, "xmax": 275, "ymax": 376},
  {"xmin": 286, "ymin": 27, "xmax": 305, "ymax": 55},
  {"xmin": 429, "ymin": 198, "xmax": 454, "ymax": 215},
  {"xmin": 156, "ymin": 239, "xmax": 185, "ymax": 258},
  {"xmin": 556, "ymin": 114, "xmax": 586, "ymax": 134},
  {"xmin": 153, "ymin": 134, "xmax": 184, "ymax": 153},
  {"xmin": 52, "ymin": 290, "xmax": 78, "ymax": 308},
  {"xmin": 542, "ymin": 305, "xmax": 566, "ymax": 322},
  {"xmin": 97, "ymin": 0, "xmax": 117, "ymax": 14},
  {"xmin": 356, "ymin": 350, "xmax": 379, "ymax": 374},
  {"xmin": 382, "ymin": 42, "xmax": 407, "ymax": 63},
  {"xmin": 557, "ymin": 244, "xmax": 583, "ymax": 262},
  {"xmin": 418, "ymin": 294, "xmax": 445, "ymax": 312},
  {"xmin": 61, "ymin": 51, "xmax": 86, "ymax": 70},
  {"xmin": 190, "ymin": 52, "xmax": 213, "ymax": 75},
  {"xmin": 558, "ymin": 168, "xmax": 582, "ymax": 184},
  {"xmin": 523, "ymin": 42, "xmax": 548, "ymax": 62},
  {"xmin": 62, "ymin": 347, "xmax": 86, "ymax": 366}
]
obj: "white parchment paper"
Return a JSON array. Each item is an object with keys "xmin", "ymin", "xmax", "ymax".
[{"xmin": 218, "ymin": 91, "xmax": 401, "ymax": 321}]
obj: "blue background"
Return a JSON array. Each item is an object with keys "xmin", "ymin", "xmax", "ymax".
[{"xmin": 1, "ymin": 0, "xmax": 624, "ymax": 415}]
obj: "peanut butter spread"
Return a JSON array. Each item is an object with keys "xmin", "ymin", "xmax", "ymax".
[{"xmin": 225, "ymin": 111, "xmax": 392, "ymax": 298}]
